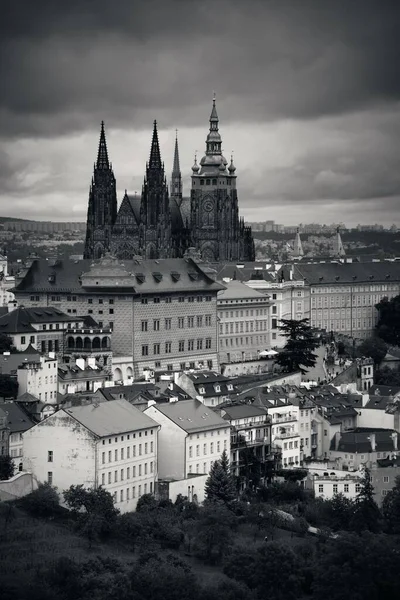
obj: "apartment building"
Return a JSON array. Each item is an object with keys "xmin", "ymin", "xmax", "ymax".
[
  {"xmin": 217, "ymin": 280, "xmax": 271, "ymax": 363},
  {"xmin": 23, "ymin": 399, "xmax": 159, "ymax": 512},
  {"xmin": 13, "ymin": 255, "xmax": 224, "ymax": 378},
  {"xmin": 17, "ymin": 355, "xmax": 58, "ymax": 404},
  {"xmin": 0, "ymin": 402, "xmax": 35, "ymax": 469},
  {"xmin": 329, "ymin": 430, "xmax": 399, "ymax": 470},
  {"xmin": 175, "ymin": 371, "xmax": 238, "ymax": 408},
  {"xmin": 58, "ymin": 358, "xmax": 110, "ymax": 395},
  {"xmin": 144, "ymin": 399, "xmax": 230, "ymax": 480},
  {"xmin": 216, "ymin": 403, "xmax": 271, "ymax": 481}
]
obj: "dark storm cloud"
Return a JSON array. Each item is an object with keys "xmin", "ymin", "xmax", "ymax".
[{"xmin": 1, "ymin": 0, "xmax": 400, "ymax": 137}]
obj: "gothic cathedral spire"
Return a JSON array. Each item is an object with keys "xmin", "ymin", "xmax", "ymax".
[
  {"xmin": 148, "ymin": 120, "xmax": 162, "ymax": 170},
  {"xmin": 170, "ymin": 130, "xmax": 182, "ymax": 203},
  {"xmin": 83, "ymin": 121, "xmax": 117, "ymax": 259}
]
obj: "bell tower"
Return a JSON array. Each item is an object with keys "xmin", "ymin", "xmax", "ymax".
[{"xmin": 83, "ymin": 122, "xmax": 117, "ymax": 259}]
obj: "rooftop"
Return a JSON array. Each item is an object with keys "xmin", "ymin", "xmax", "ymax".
[
  {"xmin": 217, "ymin": 280, "xmax": 270, "ymax": 302},
  {"xmin": 0, "ymin": 401, "xmax": 35, "ymax": 433},
  {"xmin": 63, "ymin": 399, "xmax": 158, "ymax": 437},
  {"xmin": 219, "ymin": 403, "xmax": 269, "ymax": 420},
  {"xmin": 291, "ymin": 261, "xmax": 400, "ymax": 285},
  {"xmin": 13, "ymin": 257, "xmax": 225, "ymax": 295},
  {"xmin": 0, "ymin": 351, "xmax": 41, "ymax": 375},
  {"xmin": 331, "ymin": 429, "xmax": 398, "ymax": 454},
  {"xmin": 149, "ymin": 398, "xmax": 227, "ymax": 433},
  {"xmin": 0, "ymin": 306, "xmax": 77, "ymax": 334}
]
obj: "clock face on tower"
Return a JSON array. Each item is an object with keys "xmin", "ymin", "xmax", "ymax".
[{"xmin": 203, "ymin": 199, "xmax": 214, "ymax": 212}]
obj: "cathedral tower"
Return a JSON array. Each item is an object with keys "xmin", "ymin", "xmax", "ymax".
[
  {"xmin": 139, "ymin": 121, "xmax": 172, "ymax": 258},
  {"xmin": 170, "ymin": 130, "xmax": 182, "ymax": 204},
  {"xmin": 83, "ymin": 122, "xmax": 117, "ymax": 259},
  {"xmin": 190, "ymin": 96, "xmax": 254, "ymax": 262},
  {"xmin": 333, "ymin": 226, "xmax": 346, "ymax": 257},
  {"xmin": 293, "ymin": 228, "xmax": 304, "ymax": 258}
]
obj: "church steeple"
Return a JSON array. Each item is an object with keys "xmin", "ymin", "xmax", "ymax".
[
  {"xmin": 83, "ymin": 121, "xmax": 117, "ymax": 259},
  {"xmin": 293, "ymin": 228, "xmax": 304, "ymax": 257},
  {"xmin": 333, "ymin": 226, "xmax": 346, "ymax": 257},
  {"xmin": 171, "ymin": 130, "xmax": 182, "ymax": 202},
  {"xmin": 149, "ymin": 120, "xmax": 162, "ymax": 170},
  {"xmin": 96, "ymin": 121, "xmax": 110, "ymax": 170}
]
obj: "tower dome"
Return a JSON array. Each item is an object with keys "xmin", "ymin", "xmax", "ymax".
[
  {"xmin": 192, "ymin": 155, "xmax": 199, "ymax": 173},
  {"xmin": 228, "ymin": 155, "xmax": 236, "ymax": 173}
]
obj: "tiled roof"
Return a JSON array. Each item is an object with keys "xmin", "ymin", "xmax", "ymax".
[
  {"xmin": 149, "ymin": 398, "xmax": 227, "ymax": 433},
  {"xmin": 63, "ymin": 399, "xmax": 158, "ymax": 437},
  {"xmin": 0, "ymin": 306, "xmax": 75, "ymax": 334},
  {"xmin": 0, "ymin": 401, "xmax": 35, "ymax": 433},
  {"xmin": 364, "ymin": 395, "xmax": 397, "ymax": 411},
  {"xmin": 331, "ymin": 429, "xmax": 397, "ymax": 453},
  {"xmin": 369, "ymin": 384, "xmax": 400, "ymax": 396},
  {"xmin": 13, "ymin": 257, "xmax": 225, "ymax": 295},
  {"xmin": 0, "ymin": 352, "xmax": 41, "ymax": 375},
  {"xmin": 219, "ymin": 404, "xmax": 269, "ymax": 420},
  {"xmin": 292, "ymin": 261, "xmax": 400, "ymax": 285},
  {"xmin": 213, "ymin": 262, "xmax": 276, "ymax": 283},
  {"xmin": 217, "ymin": 280, "xmax": 270, "ymax": 301},
  {"xmin": 58, "ymin": 364, "xmax": 108, "ymax": 381}
]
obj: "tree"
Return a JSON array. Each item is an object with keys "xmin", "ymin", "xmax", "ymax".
[
  {"xmin": 325, "ymin": 493, "xmax": 355, "ymax": 531},
  {"xmin": 136, "ymin": 493, "xmax": 158, "ymax": 512},
  {"xmin": 0, "ymin": 334, "xmax": 15, "ymax": 353},
  {"xmin": 382, "ymin": 475, "xmax": 400, "ymax": 534},
  {"xmin": 63, "ymin": 485, "xmax": 119, "ymax": 546},
  {"xmin": 0, "ymin": 455, "xmax": 14, "ymax": 480},
  {"xmin": 193, "ymin": 503, "xmax": 236, "ymax": 564},
  {"xmin": 274, "ymin": 319, "xmax": 318, "ymax": 374},
  {"xmin": 375, "ymin": 364, "xmax": 400, "ymax": 386},
  {"xmin": 205, "ymin": 451, "xmax": 236, "ymax": 505},
  {"xmin": 0, "ymin": 375, "xmax": 18, "ymax": 399},
  {"xmin": 17, "ymin": 482, "xmax": 61, "ymax": 517},
  {"xmin": 350, "ymin": 468, "xmax": 381, "ymax": 533},
  {"xmin": 313, "ymin": 532, "xmax": 400, "ymax": 600},
  {"xmin": 359, "ymin": 337, "xmax": 388, "ymax": 365},
  {"xmin": 375, "ymin": 295, "xmax": 400, "ymax": 345}
]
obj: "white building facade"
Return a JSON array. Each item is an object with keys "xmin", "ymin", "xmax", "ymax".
[{"xmin": 17, "ymin": 355, "xmax": 58, "ymax": 404}]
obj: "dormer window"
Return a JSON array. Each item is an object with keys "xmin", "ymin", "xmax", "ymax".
[
  {"xmin": 215, "ymin": 385, "xmax": 221, "ymax": 393},
  {"xmin": 199, "ymin": 387, "xmax": 205, "ymax": 395},
  {"xmin": 227, "ymin": 384, "xmax": 233, "ymax": 391}
]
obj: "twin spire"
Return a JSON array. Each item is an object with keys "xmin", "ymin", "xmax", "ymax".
[{"xmin": 96, "ymin": 121, "xmax": 110, "ymax": 170}]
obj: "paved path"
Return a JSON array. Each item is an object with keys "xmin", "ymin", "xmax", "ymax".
[{"xmin": 302, "ymin": 345, "xmax": 326, "ymax": 382}]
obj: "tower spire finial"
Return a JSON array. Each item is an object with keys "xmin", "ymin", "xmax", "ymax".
[
  {"xmin": 96, "ymin": 120, "xmax": 110, "ymax": 170},
  {"xmin": 172, "ymin": 129, "xmax": 180, "ymax": 176},
  {"xmin": 149, "ymin": 120, "xmax": 162, "ymax": 170}
]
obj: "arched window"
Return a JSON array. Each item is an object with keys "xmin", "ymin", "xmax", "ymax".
[
  {"xmin": 200, "ymin": 179, "xmax": 205, "ymax": 185},
  {"xmin": 92, "ymin": 337, "xmax": 101, "ymax": 350},
  {"xmin": 212, "ymin": 178, "xmax": 217, "ymax": 185},
  {"xmin": 83, "ymin": 337, "xmax": 91, "ymax": 350},
  {"xmin": 101, "ymin": 337, "xmax": 110, "ymax": 349},
  {"xmin": 75, "ymin": 337, "xmax": 83, "ymax": 349},
  {"xmin": 206, "ymin": 179, "xmax": 210, "ymax": 185},
  {"xmin": 67, "ymin": 336, "xmax": 74, "ymax": 349}
]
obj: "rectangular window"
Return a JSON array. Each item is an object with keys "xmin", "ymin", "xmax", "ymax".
[
  {"xmin": 333, "ymin": 484, "xmax": 338, "ymax": 494},
  {"xmin": 153, "ymin": 319, "xmax": 160, "ymax": 331},
  {"xmin": 178, "ymin": 317, "xmax": 185, "ymax": 328},
  {"xmin": 48, "ymin": 451, "xmax": 53, "ymax": 463},
  {"xmin": 165, "ymin": 341, "xmax": 172, "ymax": 354},
  {"xmin": 344, "ymin": 484, "xmax": 349, "ymax": 493},
  {"xmin": 153, "ymin": 343, "xmax": 160, "ymax": 355},
  {"xmin": 141, "ymin": 320, "xmax": 148, "ymax": 332},
  {"xmin": 141, "ymin": 298, "xmax": 148, "ymax": 304},
  {"xmin": 114, "ymin": 470, "xmax": 118, "ymax": 482},
  {"xmin": 188, "ymin": 316, "xmax": 194, "ymax": 328},
  {"xmin": 205, "ymin": 338, "xmax": 212, "ymax": 349},
  {"xmin": 121, "ymin": 468, "xmax": 124, "ymax": 481},
  {"xmin": 120, "ymin": 489, "xmax": 124, "ymax": 502},
  {"xmin": 120, "ymin": 448, "xmax": 124, "ymax": 460},
  {"xmin": 165, "ymin": 318, "xmax": 172, "ymax": 329},
  {"xmin": 197, "ymin": 339, "xmax": 203, "ymax": 350},
  {"xmin": 21, "ymin": 336, "xmax": 26, "ymax": 344},
  {"xmin": 179, "ymin": 340, "xmax": 185, "ymax": 352},
  {"xmin": 108, "ymin": 450, "xmax": 112, "ymax": 462},
  {"xmin": 318, "ymin": 484, "xmax": 324, "ymax": 493},
  {"xmin": 127, "ymin": 467, "xmax": 130, "ymax": 479},
  {"xmin": 139, "ymin": 444, "xmax": 142, "ymax": 456},
  {"xmin": 47, "ymin": 472, "xmax": 53, "ymax": 485},
  {"xmin": 101, "ymin": 473, "xmax": 105, "ymax": 485},
  {"xmin": 102, "ymin": 452, "xmax": 105, "ymax": 464},
  {"xmin": 142, "ymin": 345, "xmax": 148, "ymax": 356},
  {"xmin": 205, "ymin": 315, "xmax": 212, "ymax": 326},
  {"xmin": 153, "ymin": 297, "xmax": 160, "ymax": 304},
  {"xmin": 197, "ymin": 316, "xmax": 203, "ymax": 327},
  {"xmin": 108, "ymin": 472, "xmax": 111, "ymax": 484},
  {"xmin": 188, "ymin": 339, "xmax": 194, "ymax": 351},
  {"xmin": 132, "ymin": 486, "xmax": 136, "ymax": 498}
]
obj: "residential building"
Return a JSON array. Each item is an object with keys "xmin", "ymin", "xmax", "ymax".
[
  {"xmin": 144, "ymin": 398, "xmax": 230, "ymax": 480},
  {"xmin": 23, "ymin": 399, "xmax": 159, "ymax": 512},
  {"xmin": 0, "ymin": 402, "xmax": 35, "ymax": 469},
  {"xmin": 216, "ymin": 403, "xmax": 271, "ymax": 482},
  {"xmin": 13, "ymin": 255, "xmax": 224, "ymax": 378},
  {"xmin": 175, "ymin": 371, "xmax": 238, "ymax": 408},
  {"xmin": 58, "ymin": 358, "xmax": 110, "ymax": 395},
  {"xmin": 17, "ymin": 355, "xmax": 58, "ymax": 404},
  {"xmin": 0, "ymin": 305, "xmax": 79, "ymax": 354},
  {"xmin": 329, "ymin": 429, "xmax": 399, "ymax": 469},
  {"xmin": 217, "ymin": 280, "xmax": 271, "ymax": 363},
  {"xmin": 371, "ymin": 457, "xmax": 400, "ymax": 505},
  {"xmin": 313, "ymin": 472, "xmax": 362, "ymax": 500},
  {"xmin": 0, "ymin": 349, "xmax": 41, "ymax": 376},
  {"xmin": 0, "ymin": 406, "xmax": 9, "ymax": 456}
]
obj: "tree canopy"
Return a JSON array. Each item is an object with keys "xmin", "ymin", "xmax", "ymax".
[
  {"xmin": 382, "ymin": 475, "xmax": 400, "ymax": 534},
  {"xmin": 0, "ymin": 374, "xmax": 18, "ymax": 399},
  {"xmin": 274, "ymin": 318, "xmax": 318, "ymax": 374},
  {"xmin": 205, "ymin": 450, "xmax": 236, "ymax": 505},
  {"xmin": 0, "ymin": 334, "xmax": 15, "ymax": 354},
  {"xmin": 350, "ymin": 468, "xmax": 381, "ymax": 533},
  {"xmin": 0, "ymin": 455, "xmax": 14, "ymax": 480},
  {"xmin": 375, "ymin": 295, "xmax": 400, "ymax": 345},
  {"xmin": 358, "ymin": 337, "xmax": 388, "ymax": 365}
]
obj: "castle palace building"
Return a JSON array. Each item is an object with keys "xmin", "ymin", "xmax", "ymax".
[{"xmin": 83, "ymin": 97, "xmax": 254, "ymax": 262}]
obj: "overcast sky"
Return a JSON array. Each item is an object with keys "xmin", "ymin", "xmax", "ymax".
[{"xmin": 1, "ymin": 0, "xmax": 399, "ymax": 226}]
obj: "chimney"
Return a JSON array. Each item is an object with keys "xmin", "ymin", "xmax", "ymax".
[
  {"xmin": 7, "ymin": 300, "xmax": 17, "ymax": 313},
  {"xmin": 335, "ymin": 431, "xmax": 341, "ymax": 451},
  {"xmin": 391, "ymin": 432, "xmax": 398, "ymax": 451},
  {"xmin": 75, "ymin": 358, "xmax": 85, "ymax": 370},
  {"xmin": 369, "ymin": 433, "xmax": 376, "ymax": 452},
  {"xmin": 362, "ymin": 394, "xmax": 369, "ymax": 407}
]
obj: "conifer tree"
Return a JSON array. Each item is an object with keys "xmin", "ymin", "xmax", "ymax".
[
  {"xmin": 274, "ymin": 318, "xmax": 318, "ymax": 374},
  {"xmin": 350, "ymin": 468, "xmax": 381, "ymax": 533},
  {"xmin": 205, "ymin": 452, "xmax": 236, "ymax": 505}
]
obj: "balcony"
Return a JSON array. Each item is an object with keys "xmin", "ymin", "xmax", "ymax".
[
  {"xmin": 234, "ymin": 419, "xmax": 270, "ymax": 431},
  {"xmin": 272, "ymin": 414, "xmax": 297, "ymax": 424},
  {"xmin": 274, "ymin": 430, "xmax": 299, "ymax": 439},
  {"xmin": 232, "ymin": 435, "xmax": 268, "ymax": 449}
]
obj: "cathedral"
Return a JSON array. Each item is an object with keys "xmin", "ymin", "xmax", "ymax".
[{"xmin": 84, "ymin": 97, "xmax": 254, "ymax": 262}]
